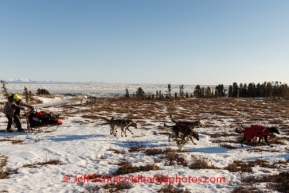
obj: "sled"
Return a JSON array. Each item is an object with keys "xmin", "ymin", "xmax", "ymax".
[{"xmin": 25, "ymin": 110, "xmax": 62, "ymax": 133}]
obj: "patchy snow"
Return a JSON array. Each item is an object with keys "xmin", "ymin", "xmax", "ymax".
[{"xmin": 0, "ymin": 85, "xmax": 288, "ymax": 193}]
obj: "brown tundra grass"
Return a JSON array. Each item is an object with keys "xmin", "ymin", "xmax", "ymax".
[
  {"xmin": 107, "ymin": 146, "xmax": 126, "ymax": 154},
  {"xmin": 157, "ymin": 184, "xmax": 191, "ymax": 193},
  {"xmin": 22, "ymin": 159, "xmax": 65, "ymax": 168},
  {"xmin": 164, "ymin": 151, "xmax": 188, "ymax": 167},
  {"xmin": 83, "ymin": 185, "xmax": 101, "ymax": 193},
  {"xmin": 102, "ymin": 183, "xmax": 133, "ymax": 192},
  {"xmin": 0, "ymin": 136, "xmax": 24, "ymax": 145},
  {"xmin": 0, "ymin": 155, "xmax": 18, "ymax": 179},
  {"xmin": 231, "ymin": 186, "xmax": 260, "ymax": 193},
  {"xmin": 219, "ymin": 144, "xmax": 238, "ymax": 149},
  {"xmin": 113, "ymin": 161, "xmax": 159, "ymax": 175},
  {"xmin": 234, "ymin": 171, "xmax": 289, "ymax": 193},
  {"xmin": 59, "ymin": 97, "xmax": 289, "ymax": 129},
  {"xmin": 190, "ymin": 155, "xmax": 220, "ymax": 169},
  {"xmin": 223, "ymin": 158, "xmax": 286, "ymax": 173},
  {"xmin": 0, "ymin": 155, "xmax": 8, "ymax": 179}
]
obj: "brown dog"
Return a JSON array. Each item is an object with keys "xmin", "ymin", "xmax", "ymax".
[
  {"xmin": 170, "ymin": 114, "xmax": 202, "ymax": 130},
  {"xmin": 164, "ymin": 123, "xmax": 199, "ymax": 145}
]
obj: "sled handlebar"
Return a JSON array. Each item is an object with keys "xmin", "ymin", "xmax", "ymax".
[{"xmin": 25, "ymin": 107, "xmax": 35, "ymax": 113}]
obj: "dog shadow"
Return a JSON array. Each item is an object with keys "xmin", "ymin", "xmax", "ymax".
[
  {"xmin": 49, "ymin": 134, "xmax": 107, "ymax": 142},
  {"xmin": 186, "ymin": 146, "xmax": 232, "ymax": 153},
  {"xmin": 110, "ymin": 140, "xmax": 167, "ymax": 149}
]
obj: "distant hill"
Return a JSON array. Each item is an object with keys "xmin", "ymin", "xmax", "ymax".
[{"xmin": 3, "ymin": 79, "xmax": 106, "ymax": 84}]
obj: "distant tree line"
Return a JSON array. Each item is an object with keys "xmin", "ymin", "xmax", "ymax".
[
  {"xmin": 228, "ymin": 81, "xmax": 289, "ymax": 98},
  {"xmin": 193, "ymin": 84, "xmax": 224, "ymax": 98},
  {"xmin": 36, "ymin": 88, "xmax": 50, "ymax": 95},
  {"xmin": 125, "ymin": 85, "xmax": 192, "ymax": 100},
  {"xmin": 124, "ymin": 81, "xmax": 289, "ymax": 100}
]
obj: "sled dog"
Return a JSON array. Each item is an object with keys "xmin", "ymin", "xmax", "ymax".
[
  {"xmin": 235, "ymin": 124, "xmax": 280, "ymax": 147},
  {"xmin": 170, "ymin": 114, "xmax": 202, "ymax": 130},
  {"xmin": 164, "ymin": 123, "xmax": 199, "ymax": 145},
  {"xmin": 102, "ymin": 117, "xmax": 137, "ymax": 137}
]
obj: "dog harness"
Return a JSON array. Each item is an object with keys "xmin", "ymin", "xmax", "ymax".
[
  {"xmin": 244, "ymin": 125, "xmax": 270, "ymax": 140},
  {"xmin": 176, "ymin": 122, "xmax": 191, "ymax": 134}
]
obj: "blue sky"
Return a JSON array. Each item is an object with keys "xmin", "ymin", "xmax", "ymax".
[{"xmin": 0, "ymin": 1, "xmax": 288, "ymax": 85}]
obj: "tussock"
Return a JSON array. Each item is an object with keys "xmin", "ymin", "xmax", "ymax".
[
  {"xmin": 23, "ymin": 159, "xmax": 65, "ymax": 168},
  {"xmin": 0, "ymin": 155, "xmax": 18, "ymax": 179},
  {"xmin": 190, "ymin": 156, "xmax": 220, "ymax": 169},
  {"xmin": 157, "ymin": 184, "xmax": 191, "ymax": 193},
  {"xmin": 102, "ymin": 183, "xmax": 133, "ymax": 192},
  {"xmin": 0, "ymin": 136, "xmax": 24, "ymax": 145},
  {"xmin": 113, "ymin": 161, "xmax": 159, "ymax": 175}
]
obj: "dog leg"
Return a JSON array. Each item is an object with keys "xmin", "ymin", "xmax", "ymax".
[
  {"xmin": 175, "ymin": 133, "xmax": 180, "ymax": 142},
  {"xmin": 121, "ymin": 126, "xmax": 130, "ymax": 137},
  {"xmin": 120, "ymin": 127, "xmax": 125, "ymax": 137},
  {"xmin": 110, "ymin": 125, "xmax": 113, "ymax": 135},
  {"xmin": 111, "ymin": 126, "xmax": 118, "ymax": 136},
  {"xmin": 189, "ymin": 136, "xmax": 196, "ymax": 145},
  {"xmin": 264, "ymin": 136, "xmax": 271, "ymax": 146},
  {"xmin": 258, "ymin": 137, "xmax": 264, "ymax": 143},
  {"xmin": 176, "ymin": 131, "xmax": 180, "ymax": 140},
  {"xmin": 121, "ymin": 126, "xmax": 129, "ymax": 137},
  {"xmin": 240, "ymin": 137, "xmax": 246, "ymax": 147},
  {"xmin": 258, "ymin": 137, "xmax": 262, "ymax": 145},
  {"xmin": 125, "ymin": 127, "xmax": 134, "ymax": 137},
  {"xmin": 177, "ymin": 137, "xmax": 187, "ymax": 149},
  {"xmin": 110, "ymin": 127, "xmax": 113, "ymax": 135},
  {"xmin": 169, "ymin": 133, "xmax": 177, "ymax": 142},
  {"xmin": 110, "ymin": 125, "xmax": 117, "ymax": 135}
]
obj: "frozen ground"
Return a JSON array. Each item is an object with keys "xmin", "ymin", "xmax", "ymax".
[{"xmin": 0, "ymin": 86, "xmax": 288, "ymax": 193}]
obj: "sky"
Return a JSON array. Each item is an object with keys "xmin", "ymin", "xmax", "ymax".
[{"xmin": 0, "ymin": 0, "xmax": 289, "ymax": 85}]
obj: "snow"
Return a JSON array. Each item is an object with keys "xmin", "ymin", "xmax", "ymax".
[
  {"xmin": 0, "ymin": 127, "xmax": 234, "ymax": 192},
  {"xmin": 0, "ymin": 84, "xmax": 288, "ymax": 193}
]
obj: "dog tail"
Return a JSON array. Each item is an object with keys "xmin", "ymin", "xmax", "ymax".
[
  {"xmin": 163, "ymin": 123, "xmax": 175, "ymax": 133},
  {"xmin": 170, "ymin": 114, "xmax": 177, "ymax": 123},
  {"xmin": 164, "ymin": 123, "xmax": 172, "ymax": 128},
  {"xmin": 101, "ymin": 117, "xmax": 111, "ymax": 122},
  {"xmin": 163, "ymin": 123, "xmax": 174, "ymax": 131}
]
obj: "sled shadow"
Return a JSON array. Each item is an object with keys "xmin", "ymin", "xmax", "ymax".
[
  {"xmin": 50, "ymin": 134, "xmax": 107, "ymax": 142},
  {"xmin": 186, "ymin": 146, "xmax": 232, "ymax": 154}
]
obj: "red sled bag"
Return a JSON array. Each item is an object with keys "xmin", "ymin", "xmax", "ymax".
[{"xmin": 28, "ymin": 111, "xmax": 62, "ymax": 128}]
